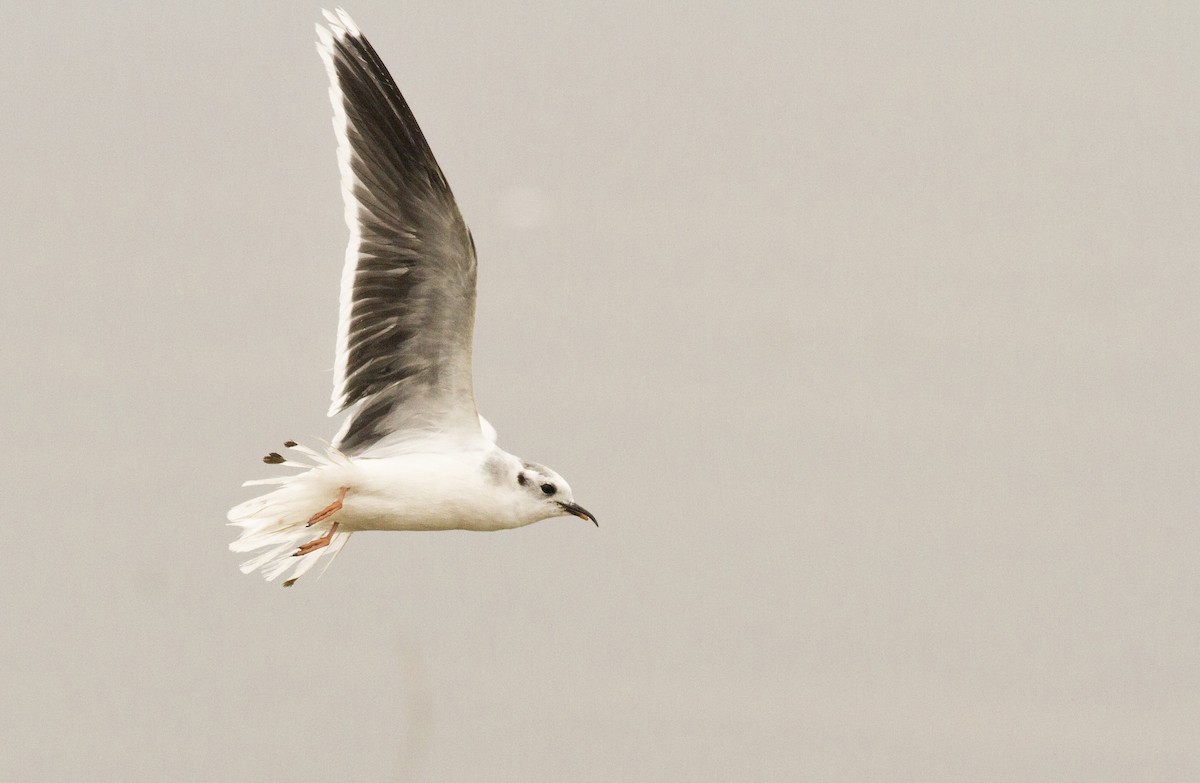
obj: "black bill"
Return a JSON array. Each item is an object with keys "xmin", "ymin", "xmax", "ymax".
[{"xmin": 557, "ymin": 501, "xmax": 597, "ymax": 526}]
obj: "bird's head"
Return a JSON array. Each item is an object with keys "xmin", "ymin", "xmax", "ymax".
[{"xmin": 514, "ymin": 461, "xmax": 596, "ymax": 527}]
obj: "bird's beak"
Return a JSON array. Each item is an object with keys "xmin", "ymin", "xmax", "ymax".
[{"xmin": 557, "ymin": 501, "xmax": 598, "ymax": 526}]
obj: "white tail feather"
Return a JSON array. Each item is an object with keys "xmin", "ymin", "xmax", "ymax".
[{"xmin": 228, "ymin": 442, "xmax": 354, "ymax": 585}]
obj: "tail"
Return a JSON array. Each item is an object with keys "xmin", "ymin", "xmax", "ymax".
[{"xmin": 228, "ymin": 441, "xmax": 355, "ymax": 586}]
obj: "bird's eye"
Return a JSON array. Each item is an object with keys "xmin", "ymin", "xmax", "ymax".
[
  {"xmin": 517, "ymin": 472, "xmax": 527, "ymax": 486},
  {"xmin": 540, "ymin": 483, "xmax": 556, "ymax": 496}
]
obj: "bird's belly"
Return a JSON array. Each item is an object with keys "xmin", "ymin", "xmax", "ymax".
[
  {"xmin": 333, "ymin": 456, "xmax": 519, "ymax": 532},
  {"xmin": 340, "ymin": 496, "xmax": 511, "ymax": 532}
]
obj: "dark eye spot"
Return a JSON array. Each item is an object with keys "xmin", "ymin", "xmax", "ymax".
[
  {"xmin": 517, "ymin": 472, "xmax": 527, "ymax": 486},
  {"xmin": 540, "ymin": 483, "xmax": 556, "ymax": 496}
]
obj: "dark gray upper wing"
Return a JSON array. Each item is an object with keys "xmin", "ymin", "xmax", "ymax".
[{"xmin": 316, "ymin": 10, "xmax": 480, "ymax": 454}]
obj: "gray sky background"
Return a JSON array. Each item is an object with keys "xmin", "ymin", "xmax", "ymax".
[{"xmin": 3, "ymin": 1, "xmax": 1198, "ymax": 780}]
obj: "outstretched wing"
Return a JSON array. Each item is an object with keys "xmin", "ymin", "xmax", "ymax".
[{"xmin": 317, "ymin": 9, "xmax": 480, "ymax": 455}]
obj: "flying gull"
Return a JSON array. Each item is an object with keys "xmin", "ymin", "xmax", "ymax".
[{"xmin": 228, "ymin": 8, "xmax": 595, "ymax": 586}]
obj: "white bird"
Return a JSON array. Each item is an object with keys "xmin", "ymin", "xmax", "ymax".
[{"xmin": 228, "ymin": 9, "xmax": 595, "ymax": 586}]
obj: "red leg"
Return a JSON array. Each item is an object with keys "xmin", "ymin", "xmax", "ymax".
[
  {"xmin": 294, "ymin": 521, "xmax": 339, "ymax": 557},
  {"xmin": 307, "ymin": 486, "xmax": 348, "ymax": 527}
]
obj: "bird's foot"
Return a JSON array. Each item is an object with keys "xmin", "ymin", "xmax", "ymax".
[
  {"xmin": 307, "ymin": 486, "xmax": 348, "ymax": 527},
  {"xmin": 294, "ymin": 521, "xmax": 339, "ymax": 557}
]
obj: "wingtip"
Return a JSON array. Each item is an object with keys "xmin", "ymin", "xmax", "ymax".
[
  {"xmin": 335, "ymin": 7, "xmax": 361, "ymax": 35},
  {"xmin": 315, "ymin": 21, "xmax": 333, "ymax": 48},
  {"xmin": 318, "ymin": 7, "xmax": 361, "ymax": 38}
]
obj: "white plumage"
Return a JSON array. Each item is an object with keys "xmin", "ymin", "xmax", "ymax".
[{"xmin": 228, "ymin": 9, "xmax": 594, "ymax": 586}]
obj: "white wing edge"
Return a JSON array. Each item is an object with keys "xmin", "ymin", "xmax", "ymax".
[{"xmin": 316, "ymin": 11, "xmax": 366, "ymax": 417}]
